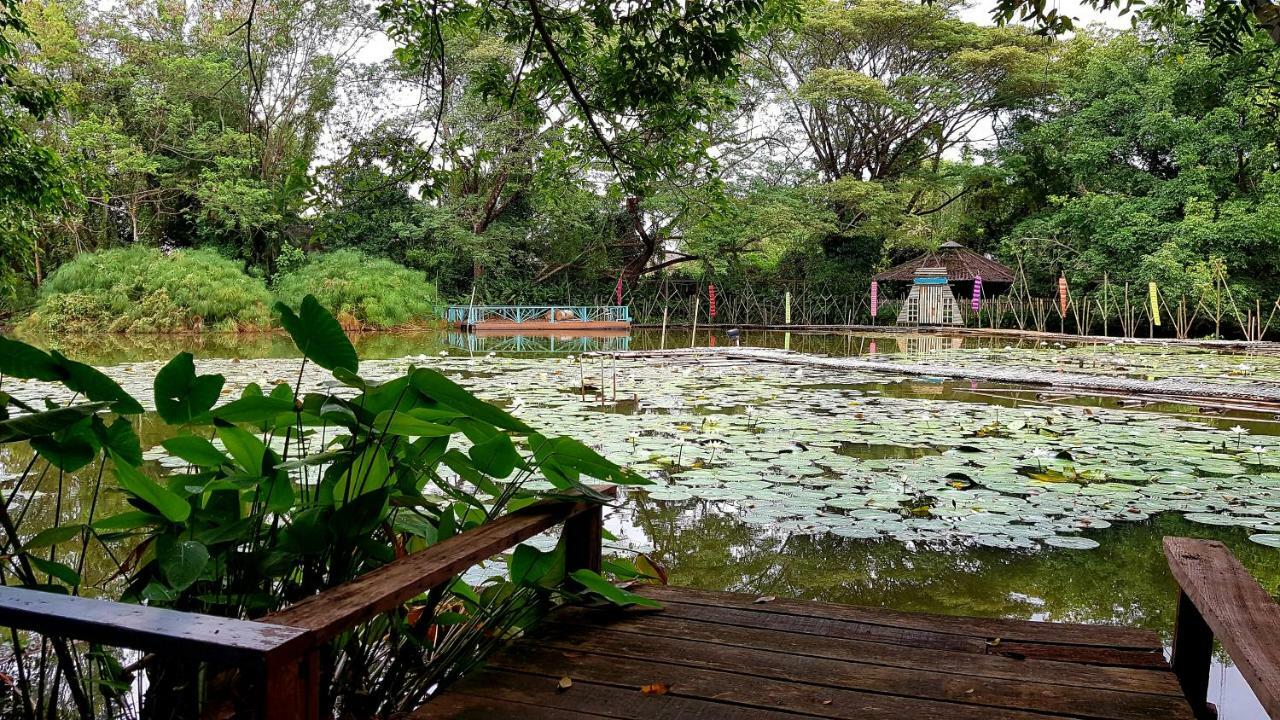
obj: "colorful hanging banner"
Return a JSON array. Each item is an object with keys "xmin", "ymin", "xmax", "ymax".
[
  {"xmin": 870, "ymin": 280, "xmax": 879, "ymax": 317},
  {"xmin": 1149, "ymin": 282, "xmax": 1160, "ymax": 326},
  {"xmin": 971, "ymin": 275, "xmax": 982, "ymax": 311},
  {"xmin": 1058, "ymin": 276, "xmax": 1068, "ymax": 316},
  {"xmin": 709, "ymin": 284, "xmax": 717, "ymax": 319},
  {"xmin": 785, "ymin": 291, "xmax": 792, "ymax": 324},
  {"xmin": 614, "ymin": 275, "xmax": 623, "ymax": 306}
]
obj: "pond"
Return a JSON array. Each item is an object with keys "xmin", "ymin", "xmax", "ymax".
[{"xmin": 4, "ymin": 329, "xmax": 1279, "ymax": 718}]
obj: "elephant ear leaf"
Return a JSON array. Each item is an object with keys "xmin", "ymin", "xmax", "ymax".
[
  {"xmin": 274, "ymin": 295, "xmax": 358, "ymax": 374},
  {"xmin": 154, "ymin": 353, "xmax": 225, "ymax": 424},
  {"xmin": 49, "ymin": 351, "xmax": 143, "ymax": 414},
  {"xmin": 0, "ymin": 336, "xmax": 61, "ymax": 381}
]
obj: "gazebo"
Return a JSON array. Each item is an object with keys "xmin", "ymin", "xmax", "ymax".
[{"xmin": 873, "ymin": 241, "xmax": 1014, "ymax": 326}]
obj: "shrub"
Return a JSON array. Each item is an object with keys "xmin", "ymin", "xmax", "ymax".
[
  {"xmin": 273, "ymin": 249, "xmax": 439, "ymax": 329},
  {"xmin": 23, "ymin": 246, "xmax": 273, "ymax": 332}
]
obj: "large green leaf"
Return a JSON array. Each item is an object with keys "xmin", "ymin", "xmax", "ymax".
[
  {"xmin": 113, "ymin": 456, "xmax": 191, "ymax": 523},
  {"xmin": 154, "ymin": 353, "xmax": 225, "ymax": 424},
  {"xmin": 212, "ymin": 395, "xmax": 295, "ymax": 423},
  {"xmin": 469, "ymin": 432, "xmax": 521, "ymax": 479},
  {"xmin": 409, "ymin": 369, "xmax": 531, "ymax": 433},
  {"xmin": 274, "ymin": 295, "xmax": 358, "ymax": 373},
  {"xmin": 27, "ymin": 556, "xmax": 81, "ymax": 587},
  {"xmin": 0, "ymin": 403, "xmax": 109, "ymax": 444},
  {"xmin": 24, "ymin": 524, "xmax": 86, "ymax": 550},
  {"xmin": 162, "ymin": 436, "xmax": 231, "ymax": 468},
  {"xmin": 215, "ymin": 424, "xmax": 266, "ymax": 473},
  {"xmin": 50, "ymin": 351, "xmax": 143, "ymax": 414},
  {"xmin": 30, "ymin": 434, "xmax": 96, "ymax": 471},
  {"xmin": 509, "ymin": 543, "xmax": 565, "ymax": 587},
  {"xmin": 156, "ymin": 536, "xmax": 209, "ymax": 591},
  {"xmin": 0, "ymin": 336, "xmax": 61, "ymax": 380},
  {"xmin": 94, "ymin": 417, "xmax": 142, "ymax": 466},
  {"xmin": 372, "ymin": 410, "xmax": 459, "ymax": 437},
  {"xmin": 568, "ymin": 569, "xmax": 661, "ymax": 608},
  {"xmin": 333, "ymin": 447, "xmax": 391, "ymax": 507}
]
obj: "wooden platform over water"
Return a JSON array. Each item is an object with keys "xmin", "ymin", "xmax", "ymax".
[{"xmin": 421, "ymin": 584, "xmax": 1196, "ymax": 720}]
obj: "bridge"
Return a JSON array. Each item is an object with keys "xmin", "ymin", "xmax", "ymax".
[{"xmin": 447, "ymin": 305, "xmax": 631, "ymax": 332}]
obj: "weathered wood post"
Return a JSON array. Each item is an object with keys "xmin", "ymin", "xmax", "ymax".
[
  {"xmin": 563, "ymin": 505, "xmax": 603, "ymax": 577},
  {"xmin": 1170, "ymin": 590, "xmax": 1214, "ymax": 720}
]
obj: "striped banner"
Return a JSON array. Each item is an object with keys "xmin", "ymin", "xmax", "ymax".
[
  {"xmin": 870, "ymin": 280, "xmax": 879, "ymax": 317},
  {"xmin": 971, "ymin": 275, "xmax": 982, "ymax": 311},
  {"xmin": 1058, "ymin": 276, "xmax": 1068, "ymax": 316},
  {"xmin": 1149, "ymin": 282, "xmax": 1160, "ymax": 326}
]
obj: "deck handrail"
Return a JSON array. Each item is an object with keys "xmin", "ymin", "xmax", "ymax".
[
  {"xmin": 1163, "ymin": 536, "xmax": 1280, "ymax": 720},
  {"xmin": 0, "ymin": 486, "xmax": 613, "ymax": 719}
]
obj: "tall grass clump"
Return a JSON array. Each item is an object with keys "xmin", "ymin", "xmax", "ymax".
[
  {"xmin": 23, "ymin": 247, "xmax": 273, "ymax": 332},
  {"xmin": 274, "ymin": 249, "xmax": 439, "ymax": 329}
]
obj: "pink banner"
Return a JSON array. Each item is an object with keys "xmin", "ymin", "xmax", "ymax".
[
  {"xmin": 971, "ymin": 275, "xmax": 982, "ymax": 311},
  {"xmin": 870, "ymin": 280, "xmax": 879, "ymax": 317},
  {"xmin": 614, "ymin": 275, "xmax": 623, "ymax": 306}
]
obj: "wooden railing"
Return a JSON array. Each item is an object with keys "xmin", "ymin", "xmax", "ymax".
[
  {"xmin": 0, "ymin": 487, "xmax": 612, "ymax": 719},
  {"xmin": 1164, "ymin": 537, "xmax": 1280, "ymax": 720}
]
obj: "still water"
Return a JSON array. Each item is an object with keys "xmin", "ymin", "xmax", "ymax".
[{"xmin": 5, "ymin": 328, "xmax": 1279, "ymax": 718}]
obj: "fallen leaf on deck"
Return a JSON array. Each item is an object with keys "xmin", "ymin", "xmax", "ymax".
[
  {"xmin": 557, "ymin": 676, "xmax": 573, "ymax": 691},
  {"xmin": 753, "ymin": 595, "xmax": 775, "ymax": 604},
  {"xmin": 640, "ymin": 683, "xmax": 670, "ymax": 696}
]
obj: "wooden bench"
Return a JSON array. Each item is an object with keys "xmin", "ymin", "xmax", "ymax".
[{"xmin": 1164, "ymin": 536, "xmax": 1280, "ymax": 720}]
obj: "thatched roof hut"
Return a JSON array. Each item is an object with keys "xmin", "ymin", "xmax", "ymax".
[{"xmin": 873, "ymin": 241, "xmax": 1014, "ymax": 289}]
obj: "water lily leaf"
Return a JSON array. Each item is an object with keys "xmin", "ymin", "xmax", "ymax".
[
  {"xmin": 1044, "ymin": 536, "xmax": 1100, "ymax": 550},
  {"xmin": 1248, "ymin": 533, "xmax": 1280, "ymax": 548}
]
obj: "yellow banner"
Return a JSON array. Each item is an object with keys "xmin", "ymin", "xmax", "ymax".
[{"xmin": 1149, "ymin": 282, "xmax": 1160, "ymax": 326}]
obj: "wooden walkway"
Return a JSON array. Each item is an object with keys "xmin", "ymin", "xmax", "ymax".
[
  {"xmin": 2, "ymin": 486, "xmax": 1275, "ymax": 720},
  {"xmin": 422, "ymin": 584, "xmax": 1195, "ymax": 720}
]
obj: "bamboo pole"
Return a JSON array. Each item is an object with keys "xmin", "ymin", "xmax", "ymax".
[{"xmin": 690, "ymin": 295, "xmax": 700, "ymax": 348}]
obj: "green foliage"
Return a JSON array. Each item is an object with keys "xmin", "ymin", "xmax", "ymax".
[
  {"xmin": 988, "ymin": 28, "xmax": 1280, "ymax": 303},
  {"xmin": 0, "ymin": 0, "xmax": 76, "ymax": 302},
  {"xmin": 0, "ymin": 295, "xmax": 651, "ymax": 717},
  {"xmin": 273, "ymin": 249, "xmax": 440, "ymax": 329},
  {"xmin": 23, "ymin": 247, "xmax": 273, "ymax": 333}
]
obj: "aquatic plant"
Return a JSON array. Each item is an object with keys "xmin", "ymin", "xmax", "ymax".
[
  {"xmin": 22, "ymin": 247, "xmax": 274, "ymax": 333},
  {"xmin": 273, "ymin": 249, "xmax": 440, "ymax": 329},
  {"xmin": 0, "ymin": 297, "xmax": 651, "ymax": 718}
]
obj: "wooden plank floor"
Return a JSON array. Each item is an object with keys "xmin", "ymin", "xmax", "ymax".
[{"xmin": 417, "ymin": 585, "xmax": 1195, "ymax": 720}]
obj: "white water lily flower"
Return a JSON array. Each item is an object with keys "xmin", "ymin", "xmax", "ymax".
[
  {"xmin": 1028, "ymin": 447, "xmax": 1053, "ymax": 460},
  {"xmin": 1252, "ymin": 446, "xmax": 1265, "ymax": 454},
  {"xmin": 438, "ymin": 350, "xmax": 449, "ymax": 356},
  {"xmin": 1231, "ymin": 425, "xmax": 1249, "ymax": 435}
]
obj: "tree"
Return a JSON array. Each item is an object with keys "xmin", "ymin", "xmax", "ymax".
[
  {"xmin": 0, "ymin": 0, "xmax": 75, "ymax": 301},
  {"xmin": 989, "ymin": 27, "xmax": 1280, "ymax": 302}
]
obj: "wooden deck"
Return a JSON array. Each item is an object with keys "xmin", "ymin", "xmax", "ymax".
[{"xmin": 421, "ymin": 584, "xmax": 1195, "ymax": 720}]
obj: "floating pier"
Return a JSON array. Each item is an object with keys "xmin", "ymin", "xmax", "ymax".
[{"xmin": 447, "ymin": 305, "xmax": 631, "ymax": 332}]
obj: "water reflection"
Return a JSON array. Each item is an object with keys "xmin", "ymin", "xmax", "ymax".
[
  {"xmin": 610, "ymin": 498, "xmax": 1278, "ymax": 719},
  {"xmin": 14, "ymin": 328, "xmax": 1059, "ymax": 366}
]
